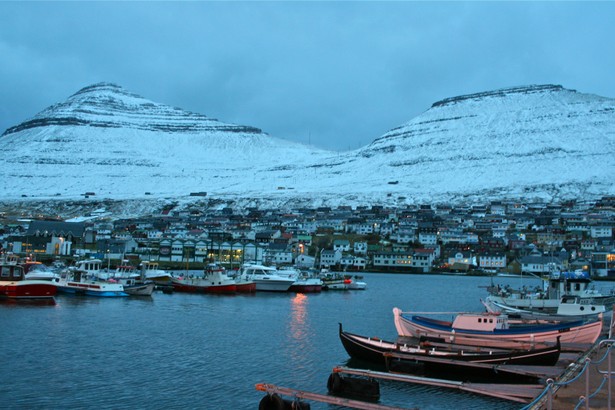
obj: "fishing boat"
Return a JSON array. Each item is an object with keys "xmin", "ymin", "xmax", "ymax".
[
  {"xmin": 171, "ymin": 263, "xmax": 237, "ymax": 294},
  {"xmin": 486, "ymin": 270, "xmax": 615, "ymax": 312},
  {"xmin": 55, "ymin": 268, "xmax": 128, "ymax": 297},
  {"xmin": 119, "ymin": 278, "xmax": 155, "ymax": 296},
  {"xmin": 22, "ymin": 261, "xmax": 61, "ymax": 281},
  {"xmin": 339, "ymin": 323, "xmax": 561, "ymax": 367},
  {"xmin": 483, "ymin": 294, "xmax": 606, "ymax": 320},
  {"xmin": 319, "ymin": 270, "xmax": 349, "ymax": 291},
  {"xmin": 288, "ymin": 270, "xmax": 323, "ymax": 293},
  {"xmin": 239, "ymin": 264, "xmax": 296, "ymax": 292},
  {"xmin": 393, "ymin": 307, "xmax": 603, "ymax": 349},
  {"xmin": 94, "ymin": 264, "xmax": 140, "ymax": 281},
  {"xmin": 140, "ymin": 261, "xmax": 173, "ymax": 285},
  {"xmin": 0, "ymin": 257, "xmax": 57, "ymax": 301},
  {"xmin": 345, "ymin": 275, "xmax": 367, "ymax": 290}
]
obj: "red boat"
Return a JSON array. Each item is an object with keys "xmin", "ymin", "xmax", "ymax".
[
  {"xmin": 0, "ymin": 259, "xmax": 57, "ymax": 301},
  {"xmin": 234, "ymin": 279, "xmax": 257, "ymax": 293},
  {"xmin": 171, "ymin": 263, "xmax": 237, "ymax": 294},
  {"xmin": 288, "ymin": 276, "xmax": 323, "ymax": 293}
]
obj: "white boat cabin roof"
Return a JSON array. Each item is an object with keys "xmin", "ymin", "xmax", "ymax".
[{"xmin": 452, "ymin": 313, "xmax": 509, "ymax": 331}]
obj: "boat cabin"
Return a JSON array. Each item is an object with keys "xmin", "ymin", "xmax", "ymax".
[
  {"xmin": 0, "ymin": 264, "xmax": 25, "ymax": 281},
  {"xmin": 452, "ymin": 313, "xmax": 509, "ymax": 331},
  {"xmin": 547, "ymin": 270, "xmax": 594, "ymax": 299},
  {"xmin": 75, "ymin": 259, "xmax": 103, "ymax": 275}
]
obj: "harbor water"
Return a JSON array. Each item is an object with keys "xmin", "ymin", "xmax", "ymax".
[{"xmin": 1, "ymin": 273, "xmax": 548, "ymax": 409}]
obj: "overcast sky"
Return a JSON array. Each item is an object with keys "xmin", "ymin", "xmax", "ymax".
[{"xmin": 1, "ymin": 2, "xmax": 613, "ymax": 152}]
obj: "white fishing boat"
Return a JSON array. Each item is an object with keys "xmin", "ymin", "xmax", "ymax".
[
  {"xmin": 140, "ymin": 261, "xmax": 173, "ymax": 284},
  {"xmin": 483, "ymin": 294, "xmax": 606, "ymax": 320},
  {"xmin": 346, "ymin": 274, "xmax": 367, "ymax": 290},
  {"xmin": 23, "ymin": 261, "xmax": 61, "ymax": 281},
  {"xmin": 486, "ymin": 269, "xmax": 615, "ymax": 312},
  {"xmin": 319, "ymin": 269, "xmax": 349, "ymax": 291},
  {"xmin": 55, "ymin": 268, "xmax": 128, "ymax": 297},
  {"xmin": 239, "ymin": 264, "xmax": 296, "ymax": 292}
]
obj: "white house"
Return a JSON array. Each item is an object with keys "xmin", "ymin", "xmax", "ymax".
[
  {"xmin": 320, "ymin": 249, "xmax": 342, "ymax": 268},
  {"xmin": 372, "ymin": 251, "xmax": 413, "ymax": 270},
  {"xmin": 447, "ymin": 252, "xmax": 477, "ymax": 267},
  {"xmin": 418, "ymin": 231, "xmax": 438, "ymax": 246},
  {"xmin": 333, "ymin": 239, "xmax": 351, "ymax": 252},
  {"xmin": 340, "ymin": 255, "xmax": 367, "ymax": 270},
  {"xmin": 478, "ymin": 253, "xmax": 507, "ymax": 270},
  {"xmin": 590, "ymin": 226, "xmax": 613, "ymax": 239}
]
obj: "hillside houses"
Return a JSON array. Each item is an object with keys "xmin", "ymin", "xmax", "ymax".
[{"xmin": 1, "ymin": 196, "xmax": 614, "ymax": 277}]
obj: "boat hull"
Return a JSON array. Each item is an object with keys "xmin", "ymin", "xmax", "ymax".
[
  {"xmin": 322, "ymin": 281, "xmax": 348, "ymax": 291},
  {"xmin": 124, "ymin": 282, "xmax": 156, "ymax": 296},
  {"xmin": 339, "ymin": 324, "xmax": 560, "ymax": 367},
  {"xmin": 393, "ymin": 307, "xmax": 603, "ymax": 349},
  {"xmin": 0, "ymin": 280, "xmax": 57, "ymax": 300},
  {"xmin": 288, "ymin": 284, "xmax": 322, "ymax": 293},
  {"xmin": 486, "ymin": 295, "xmax": 560, "ymax": 312},
  {"xmin": 235, "ymin": 281, "xmax": 256, "ymax": 293},
  {"xmin": 171, "ymin": 279, "xmax": 236, "ymax": 294},
  {"xmin": 288, "ymin": 279, "xmax": 322, "ymax": 293},
  {"xmin": 56, "ymin": 282, "xmax": 128, "ymax": 297},
  {"xmin": 252, "ymin": 280, "xmax": 294, "ymax": 292}
]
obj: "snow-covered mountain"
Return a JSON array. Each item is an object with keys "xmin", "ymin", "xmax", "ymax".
[
  {"xmin": 321, "ymin": 84, "xmax": 615, "ymax": 204},
  {"xmin": 1, "ymin": 83, "xmax": 613, "ymax": 216},
  {"xmin": 0, "ymin": 83, "xmax": 332, "ymax": 206}
]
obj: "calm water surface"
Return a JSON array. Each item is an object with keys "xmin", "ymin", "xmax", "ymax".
[{"xmin": 1, "ymin": 274, "xmax": 540, "ymax": 409}]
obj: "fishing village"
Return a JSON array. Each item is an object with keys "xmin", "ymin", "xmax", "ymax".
[{"xmin": 1, "ymin": 196, "xmax": 615, "ymax": 409}]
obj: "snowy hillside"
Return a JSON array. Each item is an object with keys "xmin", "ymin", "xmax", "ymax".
[
  {"xmin": 1, "ymin": 83, "xmax": 614, "ymax": 216},
  {"xmin": 306, "ymin": 85, "xmax": 615, "ymax": 204},
  {"xmin": 0, "ymin": 83, "xmax": 333, "ymax": 205}
]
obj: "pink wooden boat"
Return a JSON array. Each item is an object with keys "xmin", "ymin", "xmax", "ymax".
[{"xmin": 393, "ymin": 307, "xmax": 603, "ymax": 349}]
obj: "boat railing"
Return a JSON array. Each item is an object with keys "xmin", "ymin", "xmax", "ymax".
[
  {"xmin": 397, "ymin": 310, "xmax": 486, "ymax": 316},
  {"xmin": 522, "ymin": 339, "xmax": 614, "ymax": 410}
]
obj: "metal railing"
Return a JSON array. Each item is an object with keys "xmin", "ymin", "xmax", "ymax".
[{"xmin": 522, "ymin": 339, "xmax": 614, "ymax": 410}]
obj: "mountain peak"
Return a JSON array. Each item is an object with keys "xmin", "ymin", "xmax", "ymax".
[
  {"xmin": 68, "ymin": 82, "xmax": 144, "ymax": 101},
  {"xmin": 2, "ymin": 82, "xmax": 263, "ymax": 136}
]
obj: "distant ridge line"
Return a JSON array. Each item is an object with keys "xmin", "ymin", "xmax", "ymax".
[{"xmin": 431, "ymin": 84, "xmax": 568, "ymax": 108}]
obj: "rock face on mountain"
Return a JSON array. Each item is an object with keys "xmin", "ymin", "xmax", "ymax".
[{"xmin": 0, "ymin": 83, "xmax": 613, "ymax": 213}]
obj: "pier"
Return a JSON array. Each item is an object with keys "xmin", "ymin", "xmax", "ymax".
[{"xmin": 256, "ymin": 337, "xmax": 615, "ymax": 409}]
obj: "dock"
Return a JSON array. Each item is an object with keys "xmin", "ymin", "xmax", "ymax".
[
  {"xmin": 256, "ymin": 322, "xmax": 615, "ymax": 409},
  {"xmin": 255, "ymin": 382, "xmax": 409, "ymax": 410},
  {"xmin": 332, "ymin": 366, "xmax": 545, "ymax": 404}
]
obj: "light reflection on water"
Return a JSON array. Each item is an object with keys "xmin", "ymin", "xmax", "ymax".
[{"xmin": 0, "ymin": 273, "xmax": 532, "ymax": 409}]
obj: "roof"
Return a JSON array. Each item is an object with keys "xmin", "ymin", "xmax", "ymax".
[{"xmin": 26, "ymin": 220, "xmax": 85, "ymax": 237}]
